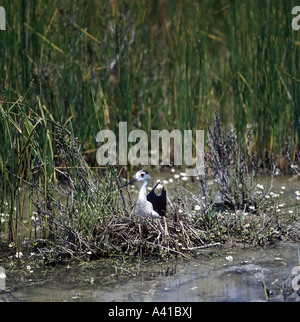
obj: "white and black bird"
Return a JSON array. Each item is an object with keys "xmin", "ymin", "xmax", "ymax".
[{"xmin": 121, "ymin": 170, "xmax": 167, "ymax": 219}]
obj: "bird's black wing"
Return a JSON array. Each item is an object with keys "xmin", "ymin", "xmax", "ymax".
[{"xmin": 147, "ymin": 181, "xmax": 167, "ymax": 217}]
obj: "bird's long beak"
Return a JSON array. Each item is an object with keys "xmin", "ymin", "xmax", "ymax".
[{"xmin": 120, "ymin": 178, "xmax": 137, "ymax": 189}]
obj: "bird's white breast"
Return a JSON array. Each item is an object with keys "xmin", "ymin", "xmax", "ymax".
[{"xmin": 133, "ymin": 199, "xmax": 153, "ymax": 217}]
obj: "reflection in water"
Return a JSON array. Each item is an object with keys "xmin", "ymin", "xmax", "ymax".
[{"xmin": 5, "ymin": 242, "xmax": 300, "ymax": 302}]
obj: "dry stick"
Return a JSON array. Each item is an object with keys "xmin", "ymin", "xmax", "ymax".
[
  {"xmin": 145, "ymin": 241, "xmax": 189, "ymax": 259},
  {"xmin": 93, "ymin": 132, "xmax": 127, "ymax": 211},
  {"xmin": 188, "ymin": 225, "xmax": 205, "ymax": 244},
  {"xmin": 154, "ymin": 231, "xmax": 162, "ymax": 245},
  {"xmin": 179, "ymin": 220, "xmax": 192, "ymax": 247},
  {"xmin": 164, "ymin": 217, "xmax": 169, "ymax": 237},
  {"xmin": 110, "ymin": 165, "xmax": 127, "ymax": 211},
  {"xmin": 181, "ymin": 242, "xmax": 221, "ymax": 251}
]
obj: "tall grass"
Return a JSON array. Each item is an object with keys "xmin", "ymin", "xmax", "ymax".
[
  {"xmin": 0, "ymin": 0, "xmax": 299, "ymax": 249},
  {"xmin": 1, "ymin": 1, "xmax": 299, "ymax": 156}
]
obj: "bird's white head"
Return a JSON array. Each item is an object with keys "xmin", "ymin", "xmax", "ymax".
[
  {"xmin": 135, "ymin": 170, "xmax": 151, "ymax": 182},
  {"xmin": 120, "ymin": 169, "xmax": 151, "ymax": 189}
]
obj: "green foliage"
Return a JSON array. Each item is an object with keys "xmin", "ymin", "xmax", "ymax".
[{"xmin": 0, "ymin": 0, "xmax": 299, "ymax": 255}]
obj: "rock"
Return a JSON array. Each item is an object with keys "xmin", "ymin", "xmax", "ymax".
[{"xmin": 218, "ymin": 264, "xmax": 271, "ymax": 282}]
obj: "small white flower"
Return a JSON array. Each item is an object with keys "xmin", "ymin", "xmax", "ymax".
[
  {"xmin": 278, "ymin": 203, "xmax": 284, "ymax": 208},
  {"xmin": 171, "ymin": 168, "xmax": 175, "ymax": 173},
  {"xmin": 194, "ymin": 205, "xmax": 201, "ymax": 211},
  {"xmin": 181, "ymin": 176, "xmax": 188, "ymax": 181},
  {"xmin": 249, "ymin": 206, "xmax": 255, "ymax": 210},
  {"xmin": 180, "ymin": 172, "xmax": 187, "ymax": 177},
  {"xmin": 281, "ymin": 186, "xmax": 286, "ymax": 190},
  {"xmin": 295, "ymin": 191, "xmax": 300, "ymax": 196},
  {"xmin": 0, "ymin": 272, "xmax": 6, "ymax": 279},
  {"xmin": 225, "ymin": 256, "xmax": 233, "ymax": 261},
  {"xmin": 168, "ymin": 178, "xmax": 173, "ymax": 183},
  {"xmin": 15, "ymin": 252, "xmax": 23, "ymax": 258},
  {"xmin": 257, "ymin": 184, "xmax": 264, "ymax": 190},
  {"xmin": 289, "ymin": 210, "xmax": 294, "ymax": 214},
  {"xmin": 174, "ymin": 174, "xmax": 180, "ymax": 179},
  {"xmin": 26, "ymin": 265, "xmax": 31, "ymax": 271}
]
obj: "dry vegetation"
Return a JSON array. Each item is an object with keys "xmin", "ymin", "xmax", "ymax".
[{"xmin": 18, "ymin": 113, "xmax": 297, "ymax": 264}]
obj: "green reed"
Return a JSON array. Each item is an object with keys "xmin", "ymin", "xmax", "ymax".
[
  {"xmin": 1, "ymin": 0, "xmax": 299, "ymax": 151},
  {"xmin": 0, "ymin": 0, "xmax": 299, "ymax": 246}
]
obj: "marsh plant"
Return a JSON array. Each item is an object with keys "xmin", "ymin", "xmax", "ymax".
[
  {"xmin": 169, "ymin": 112, "xmax": 290, "ymax": 245},
  {"xmin": 1, "ymin": 107, "xmax": 293, "ymax": 262},
  {"xmin": 0, "ymin": 0, "xmax": 299, "ymax": 169},
  {"xmin": 0, "ymin": 1, "xmax": 299, "ymax": 262}
]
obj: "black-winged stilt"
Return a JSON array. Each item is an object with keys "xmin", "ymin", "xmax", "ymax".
[{"xmin": 121, "ymin": 170, "xmax": 167, "ymax": 219}]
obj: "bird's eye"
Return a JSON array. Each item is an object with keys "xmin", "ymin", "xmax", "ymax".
[{"xmin": 141, "ymin": 173, "xmax": 144, "ymax": 177}]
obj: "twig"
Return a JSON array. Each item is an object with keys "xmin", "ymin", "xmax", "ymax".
[
  {"xmin": 181, "ymin": 242, "xmax": 221, "ymax": 251},
  {"xmin": 145, "ymin": 241, "xmax": 190, "ymax": 259}
]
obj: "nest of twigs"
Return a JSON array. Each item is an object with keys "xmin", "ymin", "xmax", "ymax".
[
  {"xmin": 90, "ymin": 214, "xmax": 210, "ymax": 259},
  {"xmin": 34, "ymin": 203, "xmax": 215, "ymax": 260}
]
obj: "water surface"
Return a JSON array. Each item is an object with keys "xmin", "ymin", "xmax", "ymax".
[{"xmin": 3, "ymin": 242, "xmax": 299, "ymax": 302}]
